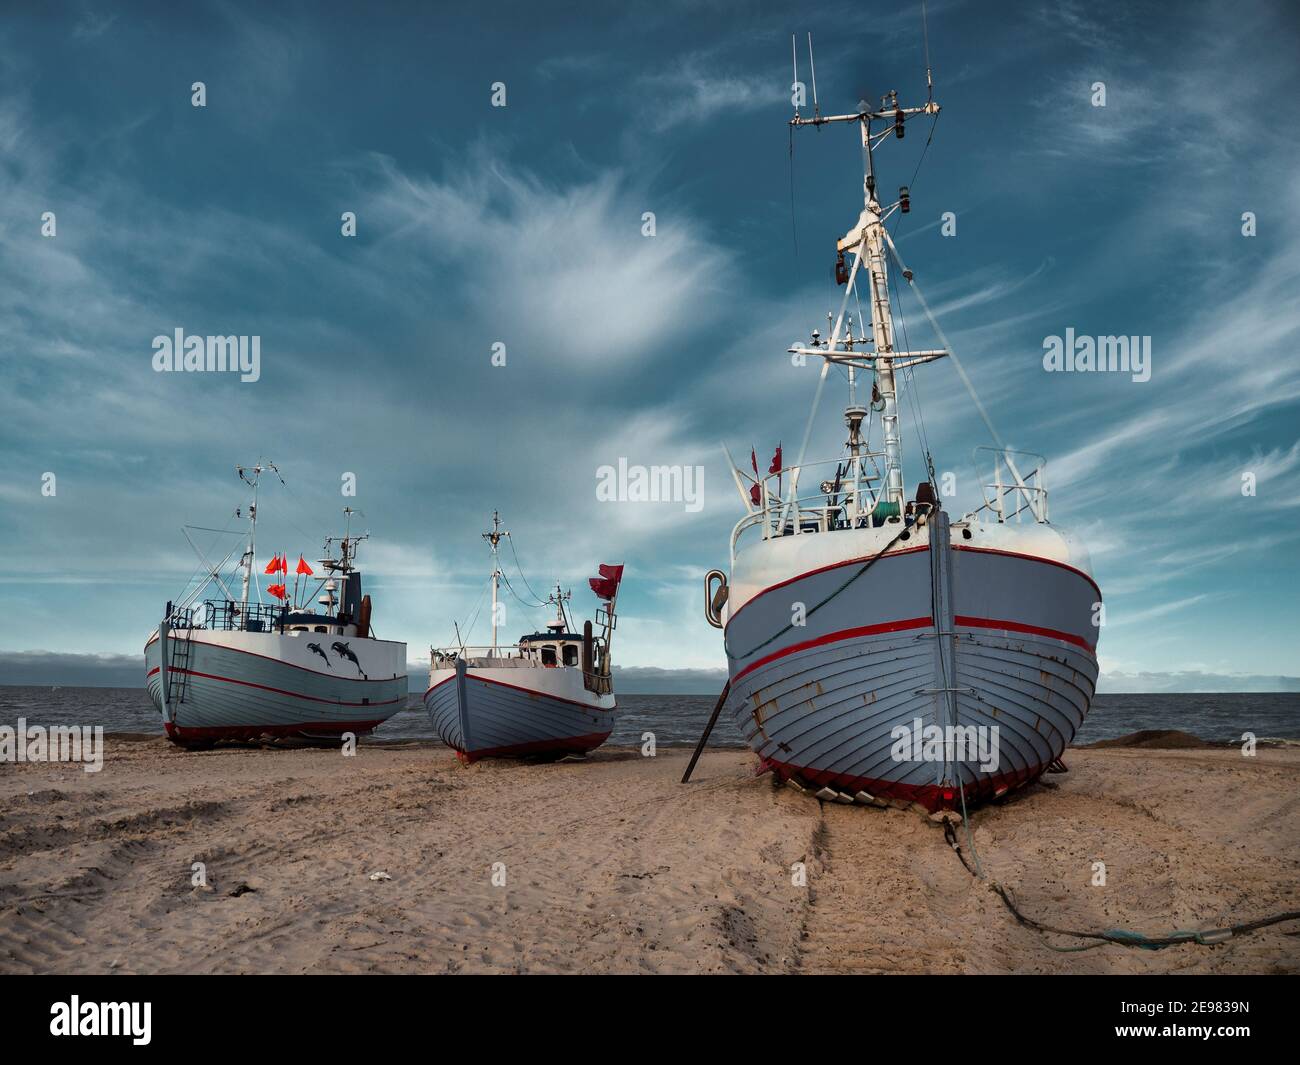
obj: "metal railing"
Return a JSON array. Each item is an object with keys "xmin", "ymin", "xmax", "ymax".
[
  {"xmin": 164, "ymin": 603, "xmax": 200, "ymax": 629},
  {"xmin": 433, "ymin": 645, "xmax": 525, "ymax": 660},
  {"xmin": 964, "ymin": 447, "xmax": 1049, "ymax": 524},
  {"xmin": 731, "ymin": 455, "xmax": 894, "ymax": 560},
  {"xmin": 171, "ymin": 599, "xmax": 288, "ymax": 633}
]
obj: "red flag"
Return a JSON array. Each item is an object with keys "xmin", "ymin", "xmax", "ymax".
[
  {"xmin": 588, "ymin": 563, "xmax": 625, "ymax": 601},
  {"xmin": 768, "ymin": 444, "xmax": 782, "ymax": 475},
  {"xmin": 296, "ymin": 554, "xmax": 313, "ymax": 576},
  {"xmin": 750, "ymin": 483, "xmax": 761, "ymax": 505},
  {"xmin": 264, "ymin": 554, "xmax": 280, "ymax": 575},
  {"xmin": 267, "ymin": 583, "xmax": 287, "ymax": 600},
  {"xmin": 750, "ymin": 447, "xmax": 759, "ymax": 476},
  {"xmin": 278, "ymin": 554, "xmax": 288, "ymax": 574}
]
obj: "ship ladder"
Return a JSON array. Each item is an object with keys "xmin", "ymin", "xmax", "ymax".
[{"xmin": 167, "ymin": 622, "xmax": 194, "ymax": 707}]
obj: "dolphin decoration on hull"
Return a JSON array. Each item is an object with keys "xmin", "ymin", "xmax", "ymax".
[{"xmin": 332, "ymin": 641, "xmax": 367, "ymax": 678}]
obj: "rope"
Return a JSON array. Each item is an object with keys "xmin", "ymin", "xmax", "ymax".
[
  {"xmin": 888, "ymin": 259, "xmax": 937, "ymax": 489},
  {"xmin": 889, "ymin": 109, "xmax": 940, "ymax": 246},
  {"xmin": 506, "ymin": 536, "xmax": 548, "ymax": 607},
  {"xmin": 257, "ymin": 468, "xmax": 324, "ymax": 551},
  {"xmin": 884, "ymin": 230, "xmax": 1010, "ymax": 455},
  {"xmin": 990, "ymin": 883, "xmax": 1300, "ymax": 952},
  {"xmin": 939, "ymin": 810, "xmax": 1300, "ymax": 951},
  {"xmin": 500, "ymin": 569, "xmax": 546, "ymax": 615},
  {"xmin": 454, "ymin": 577, "xmax": 490, "ymax": 647},
  {"xmin": 726, "ymin": 524, "xmax": 909, "ymax": 661},
  {"xmin": 788, "ymin": 122, "xmax": 799, "ymax": 262}
]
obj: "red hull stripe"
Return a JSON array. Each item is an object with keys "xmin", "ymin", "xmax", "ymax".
[
  {"xmin": 955, "ymin": 615, "xmax": 1095, "ymax": 653},
  {"xmin": 455, "ymin": 731, "xmax": 612, "ymax": 763},
  {"xmin": 726, "ymin": 545, "xmax": 930, "ymax": 627},
  {"xmin": 733, "ymin": 617, "xmax": 933, "ymax": 683},
  {"xmin": 164, "ymin": 719, "xmax": 386, "ymax": 742},
  {"xmin": 149, "ymin": 666, "xmax": 401, "ymax": 708},
  {"xmin": 424, "ymin": 670, "xmax": 613, "ymax": 712},
  {"xmin": 467, "ymin": 671, "xmax": 614, "ymax": 711},
  {"xmin": 727, "ymin": 542, "xmax": 1101, "ymax": 629},
  {"xmin": 143, "ymin": 633, "xmax": 402, "ymax": 683},
  {"xmin": 733, "ymin": 614, "xmax": 1095, "ymax": 684},
  {"xmin": 952, "ymin": 545, "xmax": 1102, "ymax": 599}
]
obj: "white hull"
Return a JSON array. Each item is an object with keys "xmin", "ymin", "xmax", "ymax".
[
  {"xmin": 144, "ymin": 627, "xmax": 407, "ymax": 744},
  {"xmin": 425, "ymin": 659, "xmax": 616, "ymax": 762}
]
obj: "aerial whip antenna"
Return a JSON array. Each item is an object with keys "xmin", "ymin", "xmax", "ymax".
[
  {"xmin": 921, "ymin": 0, "xmax": 934, "ymax": 101},
  {"xmin": 791, "ymin": 33, "xmax": 800, "ymax": 119},
  {"xmin": 807, "ymin": 32, "xmax": 820, "ymax": 118}
]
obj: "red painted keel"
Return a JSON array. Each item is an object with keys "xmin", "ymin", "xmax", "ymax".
[{"xmin": 452, "ymin": 730, "xmax": 612, "ymax": 764}]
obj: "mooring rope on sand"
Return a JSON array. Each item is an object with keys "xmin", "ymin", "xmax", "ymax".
[{"xmin": 938, "ymin": 814, "xmax": 1300, "ymax": 952}]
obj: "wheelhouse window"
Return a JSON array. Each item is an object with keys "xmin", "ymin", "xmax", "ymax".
[
  {"xmin": 541, "ymin": 646, "xmax": 558, "ymax": 666},
  {"xmin": 562, "ymin": 644, "xmax": 579, "ymax": 666}
]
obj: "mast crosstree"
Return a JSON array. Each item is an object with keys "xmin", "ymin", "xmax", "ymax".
[
  {"xmin": 482, "ymin": 510, "xmax": 509, "ymax": 652},
  {"xmin": 235, "ymin": 461, "xmax": 278, "ymax": 616},
  {"xmin": 785, "ymin": 86, "xmax": 946, "ymax": 514}
]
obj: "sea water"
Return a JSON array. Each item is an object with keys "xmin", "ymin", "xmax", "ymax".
[{"xmin": 0, "ymin": 686, "xmax": 1296, "ymax": 749}]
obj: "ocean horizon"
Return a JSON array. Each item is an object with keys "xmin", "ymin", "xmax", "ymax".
[{"xmin": 2, "ymin": 685, "xmax": 1297, "ymax": 749}]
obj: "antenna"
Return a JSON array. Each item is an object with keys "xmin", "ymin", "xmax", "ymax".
[
  {"xmin": 785, "ymin": 44, "xmax": 943, "ymax": 513},
  {"xmin": 791, "ymin": 34, "xmax": 800, "ymax": 118},
  {"xmin": 234, "ymin": 459, "xmax": 277, "ymax": 616},
  {"xmin": 807, "ymin": 32, "xmax": 819, "ymax": 117},
  {"xmin": 921, "ymin": 0, "xmax": 934, "ymax": 101}
]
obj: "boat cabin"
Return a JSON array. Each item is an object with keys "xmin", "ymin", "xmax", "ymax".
[
  {"xmin": 518, "ymin": 629, "xmax": 583, "ymax": 668},
  {"xmin": 283, "ymin": 611, "xmax": 357, "ymax": 637}
]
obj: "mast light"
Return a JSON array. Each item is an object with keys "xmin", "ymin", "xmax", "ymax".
[{"xmin": 899, "ymin": 186, "xmax": 910, "ymax": 214}]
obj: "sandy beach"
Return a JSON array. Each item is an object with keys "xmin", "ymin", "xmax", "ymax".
[{"xmin": 0, "ymin": 737, "xmax": 1296, "ymax": 974}]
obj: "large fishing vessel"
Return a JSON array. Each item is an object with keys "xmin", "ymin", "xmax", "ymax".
[
  {"xmin": 144, "ymin": 463, "xmax": 408, "ymax": 745},
  {"xmin": 699, "ymin": 40, "xmax": 1100, "ymax": 813},
  {"xmin": 425, "ymin": 512, "xmax": 621, "ymax": 763}
]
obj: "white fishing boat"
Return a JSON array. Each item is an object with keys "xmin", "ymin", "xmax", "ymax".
[
  {"xmin": 144, "ymin": 463, "xmax": 407, "ymax": 746},
  {"xmin": 696, "ymin": 38, "xmax": 1101, "ymax": 813},
  {"xmin": 425, "ymin": 512, "xmax": 621, "ymax": 763}
]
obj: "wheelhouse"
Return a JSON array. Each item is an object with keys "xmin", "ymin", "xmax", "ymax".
[{"xmin": 518, "ymin": 630, "xmax": 583, "ymax": 668}]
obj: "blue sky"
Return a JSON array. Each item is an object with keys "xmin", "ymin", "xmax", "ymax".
[{"xmin": 1, "ymin": 0, "xmax": 1297, "ymax": 691}]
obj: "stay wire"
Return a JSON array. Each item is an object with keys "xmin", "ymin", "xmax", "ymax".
[
  {"xmin": 789, "ymin": 123, "xmax": 799, "ymax": 262},
  {"xmin": 506, "ymin": 535, "xmax": 548, "ymax": 607}
]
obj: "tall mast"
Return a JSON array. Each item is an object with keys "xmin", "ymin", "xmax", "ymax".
[
  {"xmin": 859, "ymin": 105, "xmax": 903, "ymax": 508},
  {"xmin": 547, "ymin": 583, "xmax": 571, "ymax": 632},
  {"xmin": 787, "ymin": 81, "xmax": 943, "ymax": 515},
  {"xmin": 236, "ymin": 461, "xmax": 276, "ymax": 614},
  {"xmin": 482, "ymin": 511, "xmax": 507, "ymax": 652},
  {"xmin": 341, "ymin": 506, "xmax": 355, "ymax": 570}
]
